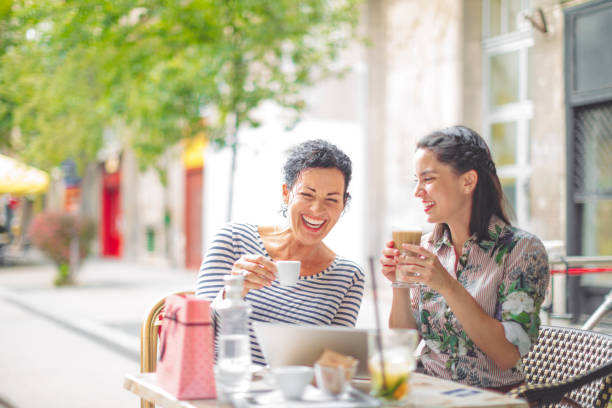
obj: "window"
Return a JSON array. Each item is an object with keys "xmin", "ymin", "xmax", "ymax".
[
  {"xmin": 482, "ymin": 0, "xmax": 533, "ymax": 226},
  {"xmin": 490, "ymin": 51, "xmax": 519, "ymax": 106}
]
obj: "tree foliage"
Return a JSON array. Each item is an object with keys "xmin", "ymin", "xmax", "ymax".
[{"xmin": 0, "ymin": 0, "xmax": 362, "ymax": 171}]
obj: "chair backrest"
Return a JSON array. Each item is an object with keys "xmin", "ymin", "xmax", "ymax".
[
  {"xmin": 522, "ymin": 325, "xmax": 612, "ymax": 407},
  {"xmin": 140, "ymin": 290, "xmax": 194, "ymax": 408}
]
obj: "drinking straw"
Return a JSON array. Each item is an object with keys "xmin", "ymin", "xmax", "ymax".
[{"xmin": 369, "ymin": 256, "xmax": 387, "ymax": 390}]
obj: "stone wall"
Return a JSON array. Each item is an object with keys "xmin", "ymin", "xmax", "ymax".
[{"xmin": 528, "ymin": 0, "xmax": 566, "ymax": 242}]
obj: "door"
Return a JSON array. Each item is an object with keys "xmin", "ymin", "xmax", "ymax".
[
  {"xmin": 565, "ymin": 0, "xmax": 612, "ymax": 321},
  {"xmin": 185, "ymin": 167, "xmax": 203, "ymax": 270},
  {"xmin": 102, "ymin": 170, "xmax": 122, "ymax": 257}
]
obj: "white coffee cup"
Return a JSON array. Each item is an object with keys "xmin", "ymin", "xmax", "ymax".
[
  {"xmin": 276, "ymin": 261, "xmax": 301, "ymax": 286},
  {"xmin": 271, "ymin": 366, "xmax": 313, "ymax": 400}
]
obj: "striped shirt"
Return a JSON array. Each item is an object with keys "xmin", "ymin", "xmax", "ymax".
[
  {"xmin": 196, "ymin": 223, "xmax": 365, "ymax": 366},
  {"xmin": 413, "ymin": 216, "xmax": 549, "ymax": 388}
]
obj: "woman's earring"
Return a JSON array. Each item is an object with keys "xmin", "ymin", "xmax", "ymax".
[{"xmin": 280, "ymin": 203, "xmax": 288, "ymax": 217}]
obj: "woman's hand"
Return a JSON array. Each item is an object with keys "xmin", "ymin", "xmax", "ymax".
[
  {"xmin": 399, "ymin": 244, "xmax": 454, "ymax": 294},
  {"xmin": 231, "ymin": 254, "xmax": 277, "ymax": 297},
  {"xmin": 379, "ymin": 240, "xmax": 399, "ymax": 282},
  {"xmin": 381, "ymin": 240, "xmax": 418, "ymax": 329}
]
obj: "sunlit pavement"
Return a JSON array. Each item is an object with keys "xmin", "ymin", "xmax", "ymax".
[
  {"xmin": 0, "ymin": 255, "xmax": 390, "ymax": 408},
  {"xmin": 0, "ymin": 256, "xmax": 198, "ymax": 408}
]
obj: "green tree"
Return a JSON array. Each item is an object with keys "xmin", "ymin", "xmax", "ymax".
[{"xmin": 0, "ymin": 0, "xmax": 362, "ymax": 219}]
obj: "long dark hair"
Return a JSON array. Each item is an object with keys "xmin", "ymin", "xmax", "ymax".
[{"xmin": 416, "ymin": 125, "xmax": 510, "ymax": 241}]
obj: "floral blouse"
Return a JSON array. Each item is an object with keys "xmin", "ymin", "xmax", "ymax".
[{"xmin": 413, "ymin": 216, "xmax": 550, "ymax": 388}]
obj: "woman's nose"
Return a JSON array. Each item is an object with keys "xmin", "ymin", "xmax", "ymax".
[
  {"xmin": 311, "ymin": 198, "xmax": 325, "ymax": 213},
  {"xmin": 414, "ymin": 183, "xmax": 423, "ymax": 198}
]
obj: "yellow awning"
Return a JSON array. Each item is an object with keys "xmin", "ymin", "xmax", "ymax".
[
  {"xmin": 0, "ymin": 154, "xmax": 50, "ymax": 195},
  {"xmin": 181, "ymin": 134, "xmax": 208, "ymax": 169}
]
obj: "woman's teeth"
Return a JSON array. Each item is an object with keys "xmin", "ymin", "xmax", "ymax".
[
  {"xmin": 302, "ymin": 215, "xmax": 325, "ymax": 229},
  {"xmin": 424, "ymin": 201, "xmax": 435, "ymax": 211}
]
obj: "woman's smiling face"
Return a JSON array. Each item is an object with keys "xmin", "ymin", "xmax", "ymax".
[
  {"xmin": 284, "ymin": 167, "xmax": 346, "ymax": 245},
  {"xmin": 413, "ymin": 148, "xmax": 476, "ymax": 226}
]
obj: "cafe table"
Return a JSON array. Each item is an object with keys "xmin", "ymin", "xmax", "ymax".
[{"xmin": 124, "ymin": 372, "xmax": 528, "ymax": 408}]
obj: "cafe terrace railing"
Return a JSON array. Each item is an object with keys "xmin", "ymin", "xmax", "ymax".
[{"xmin": 547, "ymin": 255, "xmax": 612, "ymax": 329}]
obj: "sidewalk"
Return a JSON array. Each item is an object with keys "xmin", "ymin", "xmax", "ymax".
[
  {"xmin": 0, "ymin": 257, "xmax": 200, "ymax": 353},
  {"xmin": 0, "ymin": 257, "xmax": 199, "ymax": 408}
]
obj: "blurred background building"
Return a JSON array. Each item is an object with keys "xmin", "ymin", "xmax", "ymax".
[{"xmin": 7, "ymin": 0, "xmax": 610, "ymax": 322}]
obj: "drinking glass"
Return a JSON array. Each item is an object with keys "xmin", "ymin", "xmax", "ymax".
[
  {"xmin": 314, "ymin": 362, "xmax": 356, "ymax": 398},
  {"xmin": 391, "ymin": 228, "xmax": 423, "ymax": 288},
  {"xmin": 368, "ymin": 329, "xmax": 417, "ymax": 405}
]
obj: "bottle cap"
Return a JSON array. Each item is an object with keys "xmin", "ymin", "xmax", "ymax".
[
  {"xmin": 224, "ymin": 274, "xmax": 244, "ymax": 284},
  {"xmin": 224, "ymin": 274, "xmax": 244, "ymax": 294}
]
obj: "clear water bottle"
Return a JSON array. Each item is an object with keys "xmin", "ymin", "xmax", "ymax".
[{"xmin": 214, "ymin": 274, "xmax": 252, "ymax": 395}]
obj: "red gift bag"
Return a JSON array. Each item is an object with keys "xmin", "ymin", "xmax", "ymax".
[{"xmin": 156, "ymin": 294, "xmax": 216, "ymax": 400}]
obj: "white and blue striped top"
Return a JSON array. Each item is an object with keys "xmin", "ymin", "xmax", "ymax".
[{"xmin": 196, "ymin": 223, "xmax": 365, "ymax": 366}]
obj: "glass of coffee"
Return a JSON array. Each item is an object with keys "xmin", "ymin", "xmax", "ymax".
[{"xmin": 391, "ymin": 229, "xmax": 422, "ymax": 288}]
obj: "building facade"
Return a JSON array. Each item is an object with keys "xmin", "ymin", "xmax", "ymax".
[
  {"xmin": 53, "ymin": 0, "xmax": 611, "ymax": 320},
  {"xmin": 202, "ymin": 0, "xmax": 612, "ymax": 320}
]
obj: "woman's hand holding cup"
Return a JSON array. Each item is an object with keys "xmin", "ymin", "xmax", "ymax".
[
  {"xmin": 396, "ymin": 244, "xmax": 454, "ymax": 295},
  {"xmin": 232, "ymin": 254, "xmax": 277, "ymax": 297},
  {"xmin": 379, "ymin": 240, "xmax": 400, "ymax": 282}
]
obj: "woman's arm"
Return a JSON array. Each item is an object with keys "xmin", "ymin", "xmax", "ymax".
[
  {"xmin": 196, "ymin": 224, "xmax": 278, "ymax": 299},
  {"xmin": 331, "ymin": 265, "xmax": 365, "ymax": 327},
  {"xmin": 196, "ymin": 225, "xmax": 237, "ymax": 299},
  {"xmin": 440, "ymin": 279, "xmax": 520, "ymax": 370},
  {"xmin": 495, "ymin": 237, "xmax": 550, "ymax": 359},
  {"xmin": 389, "ymin": 288, "xmax": 418, "ymax": 329}
]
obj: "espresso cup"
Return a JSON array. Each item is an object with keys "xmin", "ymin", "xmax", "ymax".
[
  {"xmin": 271, "ymin": 365, "xmax": 313, "ymax": 400},
  {"xmin": 276, "ymin": 261, "xmax": 301, "ymax": 286}
]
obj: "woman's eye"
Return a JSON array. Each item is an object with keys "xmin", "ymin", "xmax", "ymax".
[
  {"xmin": 300, "ymin": 193, "xmax": 313, "ymax": 198},
  {"xmin": 326, "ymin": 198, "xmax": 339, "ymax": 203}
]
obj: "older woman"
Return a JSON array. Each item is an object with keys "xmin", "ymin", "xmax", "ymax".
[
  {"xmin": 197, "ymin": 139, "xmax": 364, "ymax": 365},
  {"xmin": 380, "ymin": 126, "xmax": 549, "ymax": 392}
]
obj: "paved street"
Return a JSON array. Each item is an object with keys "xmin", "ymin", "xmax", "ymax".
[
  {"xmin": 0, "ymin": 255, "xmax": 389, "ymax": 408},
  {"xmin": 0, "ymin": 256, "xmax": 199, "ymax": 408}
]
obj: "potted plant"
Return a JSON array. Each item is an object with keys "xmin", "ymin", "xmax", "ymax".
[{"xmin": 28, "ymin": 211, "xmax": 96, "ymax": 286}]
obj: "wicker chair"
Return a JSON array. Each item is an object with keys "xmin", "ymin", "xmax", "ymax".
[
  {"xmin": 507, "ymin": 325, "xmax": 612, "ymax": 407},
  {"xmin": 140, "ymin": 290, "xmax": 194, "ymax": 408}
]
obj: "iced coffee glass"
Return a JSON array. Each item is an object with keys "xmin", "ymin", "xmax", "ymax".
[{"xmin": 391, "ymin": 228, "xmax": 422, "ymax": 288}]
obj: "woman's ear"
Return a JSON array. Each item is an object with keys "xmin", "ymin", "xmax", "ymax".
[
  {"xmin": 282, "ymin": 184, "xmax": 290, "ymax": 204},
  {"xmin": 463, "ymin": 170, "xmax": 478, "ymax": 194}
]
